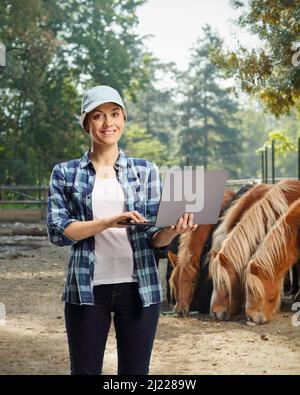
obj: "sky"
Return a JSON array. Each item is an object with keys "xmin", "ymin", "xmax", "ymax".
[{"xmin": 136, "ymin": 0, "xmax": 259, "ymax": 71}]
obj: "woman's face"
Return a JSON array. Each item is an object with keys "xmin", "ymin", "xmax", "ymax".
[{"xmin": 86, "ymin": 102, "xmax": 125, "ymax": 146}]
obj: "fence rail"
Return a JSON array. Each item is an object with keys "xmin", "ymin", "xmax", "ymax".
[
  {"xmin": 1, "ymin": 177, "xmax": 299, "ymax": 223},
  {"xmin": 0, "ymin": 177, "xmax": 296, "ymax": 205},
  {"xmin": 0, "ymin": 185, "xmax": 48, "ymax": 205},
  {"xmin": 0, "ymin": 177, "xmax": 298, "ymax": 206}
]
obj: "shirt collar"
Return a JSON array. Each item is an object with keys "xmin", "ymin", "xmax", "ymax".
[{"xmin": 79, "ymin": 147, "xmax": 129, "ymax": 169}]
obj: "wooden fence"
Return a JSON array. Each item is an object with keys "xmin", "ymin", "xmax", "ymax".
[{"xmin": 0, "ymin": 180, "xmax": 260, "ymax": 222}]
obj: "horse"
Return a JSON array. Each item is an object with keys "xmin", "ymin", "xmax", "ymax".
[
  {"xmin": 245, "ymin": 197, "xmax": 300, "ymax": 324},
  {"xmin": 207, "ymin": 183, "xmax": 271, "ymax": 263},
  {"xmin": 208, "ymin": 183, "xmax": 274, "ymax": 320},
  {"xmin": 209, "ymin": 179, "xmax": 300, "ymax": 321},
  {"xmin": 167, "ymin": 188, "xmax": 236, "ymax": 316}
]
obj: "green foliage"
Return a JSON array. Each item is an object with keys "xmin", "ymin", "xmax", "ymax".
[
  {"xmin": 125, "ymin": 56, "xmax": 180, "ymax": 167},
  {"xmin": 121, "ymin": 123, "xmax": 167, "ymax": 167},
  {"xmin": 0, "ymin": 0, "xmax": 148, "ymax": 185},
  {"xmin": 178, "ymin": 26, "xmax": 243, "ymax": 178},
  {"xmin": 217, "ymin": 0, "xmax": 300, "ymax": 116},
  {"xmin": 257, "ymin": 130, "xmax": 297, "ymax": 156},
  {"xmin": 236, "ymin": 103, "xmax": 300, "ymax": 179}
]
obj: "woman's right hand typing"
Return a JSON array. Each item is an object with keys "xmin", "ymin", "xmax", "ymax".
[
  {"xmin": 64, "ymin": 211, "xmax": 148, "ymax": 241},
  {"xmin": 106, "ymin": 211, "xmax": 149, "ymax": 228}
]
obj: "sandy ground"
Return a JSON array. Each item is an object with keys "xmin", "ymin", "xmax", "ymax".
[{"xmin": 0, "ymin": 228, "xmax": 300, "ymax": 375}]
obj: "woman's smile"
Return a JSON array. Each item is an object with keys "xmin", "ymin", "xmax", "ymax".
[{"xmin": 100, "ymin": 128, "xmax": 117, "ymax": 136}]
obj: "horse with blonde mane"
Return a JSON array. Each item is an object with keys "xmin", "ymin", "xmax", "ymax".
[
  {"xmin": 168, "ymin": 188, "xmax": 236, "ymax": 316},
  {"xmin": 208, "ymin": 183, "xmax": 272, "ymax": 262},
  {"xmin": 209, "ymin": 179, "xmax": 300, "ymax": 321},
  {"xmin": 245, "ymin": 198, "xmax": 300, "ymax": 324}
]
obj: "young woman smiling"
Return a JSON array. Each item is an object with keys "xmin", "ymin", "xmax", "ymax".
[{"xmin": 47, "ymin": 85, "xmax": 196, "ymax": 375}]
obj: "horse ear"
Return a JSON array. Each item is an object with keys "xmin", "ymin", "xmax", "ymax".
[{"xmin": 168, "ymin": 251, "xmax": 178, "ymax": 268}]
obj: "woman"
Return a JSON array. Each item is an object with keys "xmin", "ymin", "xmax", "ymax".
[{"xmin": 47, "ymin": 85, "xmax": 197, "ymax": 375}]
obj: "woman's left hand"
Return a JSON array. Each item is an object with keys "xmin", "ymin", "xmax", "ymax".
[
  {"xmin": 150, "ymin": 213, "xmax": 198, "ymax": 249},
  {"xmin": 164, "ymin": 212, "xmax": 198, "ymax": 235}
]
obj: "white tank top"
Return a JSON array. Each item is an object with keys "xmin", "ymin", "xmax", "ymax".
[{"xmin": 91, "ymin": 177, "xmax": 137, "ymax": 285}]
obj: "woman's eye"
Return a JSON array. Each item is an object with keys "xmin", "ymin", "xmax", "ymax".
[
  {"xmin": 94, "ymin": 114, "xmax": 104, "ymax": 120},
  {"xmin": 112, "ymin": 112, "xmax": 120, "ymax": 117}
]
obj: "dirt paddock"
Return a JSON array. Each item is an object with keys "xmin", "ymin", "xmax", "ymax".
[{"xmin": 0, "ymin": 230, "xmax": 299, "ymax": 375}]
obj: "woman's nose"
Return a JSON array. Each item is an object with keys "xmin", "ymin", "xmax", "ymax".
[{"xmin": 103, "ymin": 115, "xmax": 113, "ymax": 126}]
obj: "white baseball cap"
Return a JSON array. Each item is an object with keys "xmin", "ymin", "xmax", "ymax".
[{"xmin": 80, "ymin": 85, "xmax": 127, "ymax": 132}]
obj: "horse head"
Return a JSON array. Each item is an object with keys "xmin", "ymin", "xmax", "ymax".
[
  {"xmin": 168, "ymin": 251, "xmax": 199, "ymax": 317},
  {"xmin": 210, "ymin": 251, "xmax": 243, "ymax": 321},
  {"xmin": 245, "ymin": 262, "xmax": 282, "ymax": 324},
  {"xmin": 245, "ymin": 197, "xmax": 300, "ymax": 324}
]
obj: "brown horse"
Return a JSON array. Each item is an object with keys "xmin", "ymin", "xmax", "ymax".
[
  {"xmin": 168, "ymin": 188, "xmax": 235, "ymax": 316},
  {"xmin": 209, "ymin": 179, "xmax": 300, "ymax": 321},
  {"xmin": 245, "ymin": 198, "xmax": 300, "ymax": 324},
  {"xmin": 207, "ymin": 183, "xmax": 272, "ymax": 265}
]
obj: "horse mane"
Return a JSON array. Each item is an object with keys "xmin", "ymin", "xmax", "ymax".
[
  {"xmin": 246, "ymin": 198, "xmax": 300, "ymax": 300},
  {"xmin": 177, "ymin": 233, "xmax": 199, "ymax": 274},
  {"xmin": 176, "ymin": 188, "xmax": 235, "ymax": 272},
  {"xmin": 207, "ymin": 183, "xmax": 259, "ymax": 265},
  {"xmin": 210, "ymin": 180, "xmax": 298, "ymax": 296},
  {"xmin": 209, "ymin": 254, "xmax": 233, "ymax": 302},
  {"xmin": 169, "ymin": 188, "xmax": 235, "ymax": 300},
  {"xmin": 169, "ymin": 265, "xmax": 178, "ymax": 301}
]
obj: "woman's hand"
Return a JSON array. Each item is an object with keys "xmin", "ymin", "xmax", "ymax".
[
  {"xmin": 150, "ymin": 213, "xmax": 197, "ymax": 249},
  {"xmin": 164, "ymin": 212, "xmax": 197, "ymax": 235},
  {"xmin": 105, "ymin": 211, "xmax": 149, "ymax": 228}
]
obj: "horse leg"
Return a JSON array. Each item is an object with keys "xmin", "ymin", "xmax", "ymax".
[{"xmin": 292, "ymin": 260, "xmax": 300, "ymax": 302}]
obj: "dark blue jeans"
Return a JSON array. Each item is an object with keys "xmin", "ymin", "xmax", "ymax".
[{"xmin": 64, "ymin": 282, "xmax": 161, "ymax": 375}]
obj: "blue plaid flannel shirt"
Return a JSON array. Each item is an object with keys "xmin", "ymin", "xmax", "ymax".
[{"xmin": 47, "ymin": 148, "xmax": 169, "ymax": 307}]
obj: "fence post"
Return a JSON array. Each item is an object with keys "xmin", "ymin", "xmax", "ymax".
[
  {"xmin": 264, "ymin": 145, "xmax": 268, "ymax": 184},
  {"xmin": 38, "ymin": 158, "xmax": 41, "ymax": 209},
  {"xmin": 42, "ymin": 187, "xmax": 48, "ymax": 220},
  {"xmin": 271, "ymin": 140, "xmax": 275, "ymax": 184},
  {"xmin": 261, "ymin": 151, "xmax": 265, "ymax": 183},
  {"xmin": 298, "ymin": 137, "xmax": 300, "ymax": 181}
]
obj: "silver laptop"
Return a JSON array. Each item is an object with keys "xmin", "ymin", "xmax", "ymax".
[{"xmin": 118, "ymin": 169, "xmax": 228, "ymax": 228}]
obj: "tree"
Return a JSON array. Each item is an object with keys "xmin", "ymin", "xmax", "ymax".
[
  {"xmin": 121, "ymin": 123, "xmax": 167, "ymax": 166},
  {"xmin": 125, "ymin": 56, "xmax": 180, "ymax": 166},
  {"xmin": 237, "ymin": 103, "xmax": 300, "ymax": 180},
  {"xmin": 215, "ymin": 0, "xmax": 300, "ymax": 116},
  {"xmin": 0, "ymin": 0, "xmax": 63, "ymax": 184},
  {"xmin": 0, "ymin": 0, "xmax": 148, "ymax": 184},
  {"xmin": 60, "ymin": 0, "xmax": 148, "ymax": 94},
  {"xmin": 235, "ymin": 102, "xmax": 271, "ymax": 179},
  {"xmin": 178, "ymin": 26, "xmax": 243, "ymax": 178}
]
